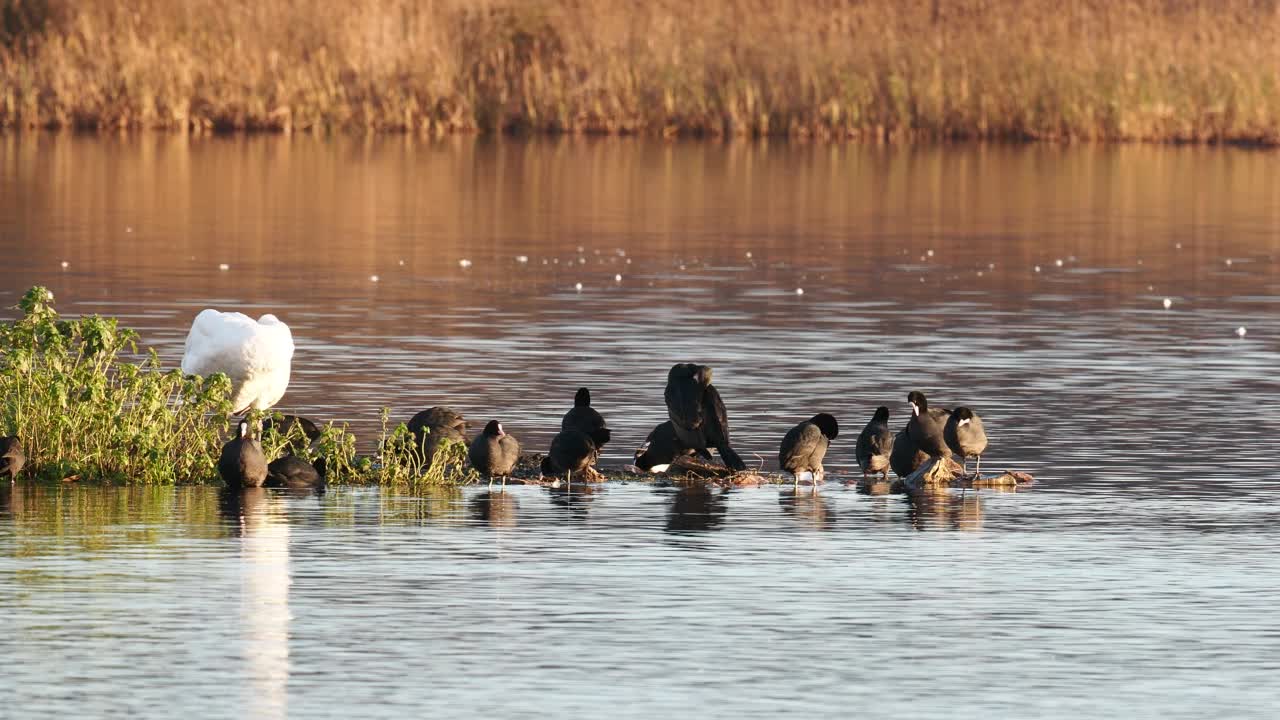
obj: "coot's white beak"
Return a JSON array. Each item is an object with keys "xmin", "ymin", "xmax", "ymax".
[{"xmin": 910, "ymin": 403, "xmax": 920, "ymax": 416}]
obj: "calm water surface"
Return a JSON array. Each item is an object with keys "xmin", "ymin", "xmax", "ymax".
[{"xmin": 2, "ymin": 136, "xmax": 1279, "ymax": 717}]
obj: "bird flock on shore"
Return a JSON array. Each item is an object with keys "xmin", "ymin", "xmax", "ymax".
[
  {"xmin": 214, "ymin": 362, "xmax": 989, "ymax": 493},
  {"xmin": 0, "ymin": 309, "xmax": 988, "ymax": 490}
]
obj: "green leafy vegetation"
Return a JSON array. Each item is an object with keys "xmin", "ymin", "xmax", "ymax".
[{"xmin": 0, "ymin": 286, "xmax": 474, "ymax": 485}]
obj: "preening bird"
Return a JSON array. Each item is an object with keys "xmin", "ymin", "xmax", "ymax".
[
  {"xmin": 778, "ymin": 413, "xmax": 839, "ymax": 488},
  {"xmin": 469, "ymin": 420, "xmax": 521, "ymax": 488},
  {"xmin": 561, "ymin": 387, "xmax": 611, "ymax": 448},
  {"xmin": 633, "ymin": 420, "xmax": 692, "ymax": 472},
  {"xmin": 944, "ymin": 407, "xmax": 989, "ymax": 476},
  {"xmin": 890, "ymin": 426, "xmax": 928, "ymax": 479},
  {"xmin": 663, "ymin": 363, "xmax": 746, "ymax": 471},
  {"xmin": 855, "ymin": 406, "xmax": 894, "ymax": 483},
  {"xmin": 219, "ymin": 420, "xmax": 268, "ymax": 488},
  {"xmin": 265, "ymin": 455, "xmax": 326, "ymax": 489},
  {"xmin": 262, "ymin": 414, "xmax": 321, "ymax": 455},
  {"xmin": 181, "ymin": 310, "xmax": 294, "ymax": 414},
  {"xmin": 540, "ymin": 428, "xmax": 600, "ymax": 488},
  {"xmin": 407, "ymin": 406, "xmax": 469, "ymax": 468}
]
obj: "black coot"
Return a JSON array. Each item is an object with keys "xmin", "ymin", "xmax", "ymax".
[
  {"xmin": 855, "ymin": 407, "xmax": 894, "ymax": 482},
  {"xmin": 265, "ymin": 455, "xmax": 325, "ymax": 489},
  {"xmin": 407, "ymin": 406, "xmax": 468, "ymax": 468},
  {"xmin": 263, "ymin": 414, "xmax": 321, "ymax": 454},
  {"xmin": 633, "ymin": 420, "xmax": 692, "ymax": 472},
  {"xmin": 944, "ymin": 407, "xmax": 989, "ymax": 476},
  {"xmin": 906, "ymin": 391, "xmax": 951, "ymax": 458},
  {"xmin": 540, "ymin": 428, "xmax": 600, "ymax": 487},
  {"xmin": 561, "ymin": 387, "xmax": 611, "ymax": 448},
  {"xmin": 778, "ymin": 413, "xmax": 839, "ymax": 487},
  {"xmin": 219, "ymin": 420, "xmax": 268, "ymax": 488},
  {"xmin": 469, "ymin": 420, "xmax": 521, "ymax": 487},
  {"xmin": 664, "ymin": 363, "xmax": 746, "ymax": 471},
  {"xmin": 889, "ymin": 426, "xmax": 928, "ymax": 479}
]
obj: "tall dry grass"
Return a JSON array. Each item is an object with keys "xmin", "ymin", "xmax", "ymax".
[{"xmin": 2, "ymin": 0, "xmax": 1279, "ymax": 142}]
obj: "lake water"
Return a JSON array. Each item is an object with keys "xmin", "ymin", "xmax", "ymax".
[{"xmin": 2, "ymin": 135, "xmax": 1279, "ymax": 717}]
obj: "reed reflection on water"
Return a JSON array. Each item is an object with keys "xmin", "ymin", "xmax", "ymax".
[{"xmin": 2, "ymin": 136, "xmax": 1280, "ymax": 717}]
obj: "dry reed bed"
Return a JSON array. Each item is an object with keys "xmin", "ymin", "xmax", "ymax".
[{"xmin": 2, "ymin": 0, "xmax": 1279, "ymax": 143}]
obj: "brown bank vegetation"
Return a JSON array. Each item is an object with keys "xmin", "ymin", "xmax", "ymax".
[{"xmin": 2, "ymin": 0, "xmax": 1279, "ymax": 143}]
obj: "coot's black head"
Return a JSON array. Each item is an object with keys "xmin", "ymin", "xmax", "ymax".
[
  {"xmin": 811, "ymin": 413, "xmax": 839, "ymax": 440},
  {"xmin": 953, "ymin": 407, "xmax": 974, "ymax": 424},
  {"xmin": 872, "ymin": 406, "xmax": 890, "ymax": 423},
  {"xmin": 633, "ymin": 422, "xmax": 678, "ymax": 470},
  {"xmin": 482, "ymin": 420, "xmax": 505, "ymax": 437},
  {"xmin": 589, "ymin": 427, "xmax": 611, "ymax": 447},
  {"xmin": 668, "ymin": 363, "xmax": 705, "ymax": 384},
  {"xmin": 574, "ymin": 387, "xmax": 591, "ymax": 407},
  {"xmin": 907, "ymin": 391, "xmax": 929, "ymax": 415}
]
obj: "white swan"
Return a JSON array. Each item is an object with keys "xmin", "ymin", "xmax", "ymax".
[{"xmin": 180, "ymin": 309, "xmax": 294, "ymax": 413}]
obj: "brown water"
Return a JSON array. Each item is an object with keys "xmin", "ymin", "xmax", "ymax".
[{"xmin": 2, "ymin": 135, "xmax": 1280, "ymax": 718}]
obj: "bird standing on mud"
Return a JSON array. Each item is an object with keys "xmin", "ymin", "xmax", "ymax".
[
  {"xmin": 663, "ymin": 363, "xmax": 747, "ymax": 471},
  {"xmin": 778, "ymin": 413, "xmax": 839, "ymax": 489},
  {"xmin": 855, "ymin": 406, "xmax": 894, "ymax": 483},
  {"xmin": 469, "ymin": 420, "xmax": 520, "ymax": 488},
  {"xmin": 541, "ymin": 428, "xmax": 601, "ymax": 489},
  {"xmin": 945, "ymin": 407, "xmax": 988, "ymax": 476}
]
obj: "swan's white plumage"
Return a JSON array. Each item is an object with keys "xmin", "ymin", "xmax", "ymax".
[{"xmin": 180, "ymin": 309, "xmax": 294, "ymax": 413}]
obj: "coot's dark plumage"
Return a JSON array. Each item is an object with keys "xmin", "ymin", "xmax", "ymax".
[
  {"xmin": 561, "ymin": 387, "xmax": 611, "ymax": 448},
  {"xmin": 856, "ymin": 407, "xmax": 894, "ymax": 483},
  {"xmin": 265, "ymin": 455, "xmax": 325, "ymax": 489},
  {"xmin": 944, "ymin": 407, "xmax": 989, "ymax": 475},
  {"xmin": 469, "ymin": 420, "xmax": 521, "ymax": 487},
  {"xmin": 663, "ymin": 363, "xmax": 746, "ymax": 471},
  {"xmin": 1, "ymin": 436, "xmax": 25, "ymax": 480},
  {"xmin": 263, "ymin": 414, "xmax": 321, "ymax": 453},
  {"xmin": 889, "ymin": 426, "xmax": 928, "ymax": 479},
  {"xmin": 219, "ymin": 420, "xmax": 268, "ymax": 488},
  {"xmin": 633, "ymin": 420, "xmax": 692, "ymax": 472},
  {"xmin": 407, "ymin": 406, "xmax": 468, "ymax": 467},
  {"xmin": 906, "ymin": 391, "xmax": 951, "ymax": 458},
  {"xmin": 540, "ymin": 428, "xmax": 600, "ymax": 487},
  {"xmin": 778, "ymin": 413, "xmax": 839, "ymax": 486}
]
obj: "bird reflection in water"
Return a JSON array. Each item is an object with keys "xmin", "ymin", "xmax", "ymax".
[
  {"xmin": 546, "ymin": 484, "xmax": 600, "ymax": 521},
  {"xmin": 778, "ymin": 487, "xmax": 836, "ymax": 530},
  {"xmin": 904, "ymin": 490, "xmax": 984, "ymax": 532},
  {"xmin": 664, "ymin": 482, "xmax": 729, "ymax": 533},
  {"xmin": 218, "ymin": 487, "xmax": 291, "ymax": 720},
  {"xmin": 470, "ymin": 491, "xmax": 518, "ymax": 528}
]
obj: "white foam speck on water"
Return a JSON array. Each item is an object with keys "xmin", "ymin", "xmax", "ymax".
[
  {"xmin": 219, "ymin": 263, "xmax": 230, "ymax": 271},
  {"xmin": 398, "ymin": 259, "xmax": 405, "ymax": 266},
  {"xmin": 575, "ymin": 282, "xmax": 583, "ymax": 292},
  {"xmin": 927, "ymin": 249, "xmax": 935, "ymax": 257},
  {"xmin": 458, "ymin": 259, "xmax": 472, "ymax": 268},
  {"xmin": 60, "ymin": 261, "xmax": 69, "ymax": 269},
  {"xmin": 1162, "ymin": 298, "xmax": 1172, "ymax": 309},
  {"xmin": 1225, "ymin": 258, "xmax": 1234, "ymax": 266},
  {"xmin": 795, "ymin": 288, "xmax": 804, "ymax": 295},
  {"xmin": 1034, "ymin": 265, "xmax": 1041, "ymax": 273},
  {"xmin": 614, "ymin": 274, "xmax": 622, "ymax": 282},
  {"xmin": 516, "ymin": 255, "xmax": 529, "ymax": 263},
  {"xmin": 1236, "ymin": 326, "xmax": 1248, "ymax": 337},
  {"xmin": 1055, "ymin": 258, "xmax": 1064, "ymax": 267},
  {"xmin": 370, "ymin": 275, "xmax": 379, "ymax": 283},
  {"xmin": 745, "ymin": 251, "xmax": 753, "ymax": 259}
]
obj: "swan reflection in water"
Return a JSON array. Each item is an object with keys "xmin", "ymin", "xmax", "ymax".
[
  {"xmin": 664, "ymin": 482, "xmax": 729, "ymax": 534},
  {"xmin": 778, "ymin": 487, "xmax": 836, "ymax": 530},
  {"xmin": 219, "ymin": 488, "xmax": 293, "ymax": 720},
  {"xmin": 470, "ymin": 491, "xmax": 518, "ymax": 528}
]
